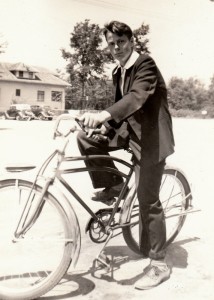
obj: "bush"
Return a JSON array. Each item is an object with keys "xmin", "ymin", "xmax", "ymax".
[{"xmin": 170, "ymin": 107, "xmax": 214, "ymax": 118}]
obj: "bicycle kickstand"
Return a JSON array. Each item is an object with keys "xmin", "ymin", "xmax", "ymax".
[{"xmin": 94, "ymin": 229, "xmax": 113, "ymax": 272}]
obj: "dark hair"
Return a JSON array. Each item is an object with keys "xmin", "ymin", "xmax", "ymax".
[{"xmin": 103, "ymin": 21, "xmax": 133, "ymax": 40}]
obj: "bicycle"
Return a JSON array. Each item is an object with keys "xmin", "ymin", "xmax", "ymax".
[{"xmin": 0, "ymin": 114, "xmax": 195, "ymax": 300}]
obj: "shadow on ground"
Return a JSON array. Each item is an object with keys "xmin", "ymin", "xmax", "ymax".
[{"xmin": 42, "ymin": 237, "xmax": 199, "ymax": 299}]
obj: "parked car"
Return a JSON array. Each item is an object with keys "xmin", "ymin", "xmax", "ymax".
[
  {"xmin": 0, "ymin": 110, "xmax": 6, "ymax": 119},
  {"xmin": 3, "ymin": 104, "xmax": 37, "ymax": 121},
  {"xmin": 30, "ymin": 105, "xmax": 54, "ymax": 120}
]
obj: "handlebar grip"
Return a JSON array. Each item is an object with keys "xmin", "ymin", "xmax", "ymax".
[
  {"xmin": 75, "ymin": 117, "xmax": 102, "ymax": 131},
  {"xmin": 75, "ymin": 117, "xmax": 86, "ymax": 132},
  {"xmin": 53, "ymin": 115, "xmax": 103, "ymax": 140}
]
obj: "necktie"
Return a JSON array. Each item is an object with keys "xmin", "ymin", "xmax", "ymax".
[{"xmin": 120, "ymin": 67, "xmax": 126, "ymax": 96}]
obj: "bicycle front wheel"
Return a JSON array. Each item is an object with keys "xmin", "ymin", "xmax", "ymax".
[
  {"xmin": 0, "ymin": 179, "xmax": 76, "ymax": 300},
  {"xmin": 122, "ymin": 168, "xmax": 191, "ymax": 255}
]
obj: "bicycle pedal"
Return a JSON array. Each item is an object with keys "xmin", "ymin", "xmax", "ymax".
[{"xmin": 95, "ymin": 253, "xmax": 111, "ymax": 271}]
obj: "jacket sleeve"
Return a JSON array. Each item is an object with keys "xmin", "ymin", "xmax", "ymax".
[{"xmin": 106, "ymin": 55, "xmax": 158, "ymax": 123}]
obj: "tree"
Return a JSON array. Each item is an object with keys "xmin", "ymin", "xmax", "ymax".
[
  {"xmin": 208, "ymin": 74, "xmax": 214, "ymax": 105},
  {"xmin": 168, "ymin": 76, "xmax": 208, "ymax": 110},
  {"xmin": 133, "ymin": 23, "xmax": 150, "ymax": 54},
  {"xmin": 61, "ymin": 19, "xmax": 106, "ymax": 99},
  {"xmin": 61, "ymin": 19, "xmax": 150, "ymax": 108},
  {"xmin": 0, "ymin": 33, "xmax": 7, "ymax": 54}
]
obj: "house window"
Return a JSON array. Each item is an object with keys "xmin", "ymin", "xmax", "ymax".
[
  {"xmin": 37, "ymin": 91, "xmax": 45, "ymax": 102},
  {"xmin": 16, "ymin": 89, "xmax": 21, "ymax": 96},
  {"xmin": 29, "ymin": 72, "xmax": 33, "ymax": 79},
  {"xmin": 51, "ymin": 91, "xmax": 62, "ymax": 102},
  {"xmin": 19, "ymin": 71, "xmax": 23, "ymax": 78}
]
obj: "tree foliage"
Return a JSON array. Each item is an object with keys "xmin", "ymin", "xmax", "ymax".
[
  {"xmin": 133, "ymin": 23, "xmax": 150, "ymax": 54},
  {"xmin": 208, "ymin": 74, "xmax": 214, "ymax": 105},
  {"xmin": 0, "ymin": 33, "xmax": 7, "ymax": 54},
  {"xmin": 168, "ymin": 76, "xmax": 211, "ymax": 112},
  {"xmin": 61, "ymin": 19, "xmax": 106, "ymax": 98}
]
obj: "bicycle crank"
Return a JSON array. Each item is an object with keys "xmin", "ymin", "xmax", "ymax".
[{"xmin": 85, "ymin": 208, "xmax": 115, "ymax": 243}]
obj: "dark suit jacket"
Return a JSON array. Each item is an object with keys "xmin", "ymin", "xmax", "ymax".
[{"xmin": 106, "ymin": 54, "xmax": 175, "ymax": 164}]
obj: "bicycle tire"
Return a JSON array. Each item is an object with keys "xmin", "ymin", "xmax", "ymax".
[
  {"xmin": 122, "ymin": 168, "xmax": 191, "ymax": 255},
  {"xmin": 0, "ymin": 179, "xmax": 77, "ymax": 300}
]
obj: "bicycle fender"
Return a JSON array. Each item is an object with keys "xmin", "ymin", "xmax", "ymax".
[
  {"xmin": 165, "ymin": 164, "xmax": 192, "ymax": 186},
  {"xmin": 0, "ymin": 174, "xmax": 81, "ymax": 269},
  {"xmin": 165, "ymin": 165, "xmax": 193, "ymax": 200},
  {"xmin": 46, "ymin": 183, "xmax": 81, "ymax": 269},
  {"xmin": 119, "ymin": 166, "xmax": 193, "ymax": 226},
  {"xmin": 119, "ymin": 184, "xmax": 136, "ymax": 225}
]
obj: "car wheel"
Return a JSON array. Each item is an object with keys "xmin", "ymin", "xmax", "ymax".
[{"xmin": 38, "ymin": 114, "xmax": 45, "ymax": 120}]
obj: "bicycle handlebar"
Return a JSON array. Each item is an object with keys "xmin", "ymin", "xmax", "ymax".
[
  {"xmin": 53, "ymin": 114, "xmax": 102, "ymax": 139},
  {"xmin": 53, "ymin": 114, "xmax": 78, "ymax": 139}
]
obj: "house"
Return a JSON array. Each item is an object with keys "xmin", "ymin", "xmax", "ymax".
[{"xmin": 0, "ymin": 62, "xmax": 69, "ymax": 110}]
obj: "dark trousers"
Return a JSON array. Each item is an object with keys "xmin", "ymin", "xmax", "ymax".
[
  {"xmin": 77, "ymin": 131, "xmax": 166, "ymax": 260},
  {"xmin": 77, "ymin": 131, "xmax": 124, "ymax": 188}
]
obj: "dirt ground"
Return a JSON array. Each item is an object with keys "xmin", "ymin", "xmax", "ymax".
[{"xmin": 0, "ymin": 118, "xmax": 214, "ymax": 300}]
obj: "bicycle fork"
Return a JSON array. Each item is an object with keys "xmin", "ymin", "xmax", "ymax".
[{"xmin": 13, "ymin": 178, "xmax": 53, "ymax": 240}]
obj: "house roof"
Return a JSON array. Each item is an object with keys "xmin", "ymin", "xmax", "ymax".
[
  {"xmin": 0, "ymin": 62, "xmax": 69, "ymax": 86},
  {"xmin": 9, "ymin": 62, "xmax": 39, "ymax": 72}
]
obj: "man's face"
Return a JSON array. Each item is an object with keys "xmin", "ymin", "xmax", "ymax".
[{"xmin": 106, "ymin": 31, "xmax": 133, "ymax": 66}]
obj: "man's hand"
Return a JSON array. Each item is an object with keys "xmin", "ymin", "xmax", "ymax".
[
  {"xmin": 79, "ymin": 111, "xmax": 111, "ymax": 128},
  {"xmin": 86, "ymin": 124, "xmax": 109, "ymax": 140}
]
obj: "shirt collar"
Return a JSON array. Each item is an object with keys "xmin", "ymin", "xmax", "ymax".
[{"xmin": 113, "ymin": 50, "xmax": 140, "ymax": 74}]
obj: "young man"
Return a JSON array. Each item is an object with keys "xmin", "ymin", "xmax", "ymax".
[{"xmin": 77, "ymin": 21, "xmax": 174, "ymax": 289}]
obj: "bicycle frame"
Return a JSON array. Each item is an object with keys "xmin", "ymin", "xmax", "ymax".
[
  {"xmin": 14, "ymin": 144, "xmax": 135, "ymax": 240},
  {"xmin": 59, "ymin": 154, "xmax": 134, "ymax": 225}
]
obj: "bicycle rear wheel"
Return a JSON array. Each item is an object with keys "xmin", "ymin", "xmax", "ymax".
[
  {"xmin": 122, "ymin": 168, "xmax": 191, "ymax": 255},
  {"xmin": 0, "ymin": 179, "xmax": 77, "ymax": 300}
]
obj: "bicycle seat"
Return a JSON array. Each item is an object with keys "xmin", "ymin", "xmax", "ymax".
[{"xmin": 5, "ymin": 164, "xmax": 36, "ymax": 172}]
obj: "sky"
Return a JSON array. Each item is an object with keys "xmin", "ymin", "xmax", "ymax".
[{"xmin": 0, "ymin": 0, "xmax": 214, "ymax": 85}]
